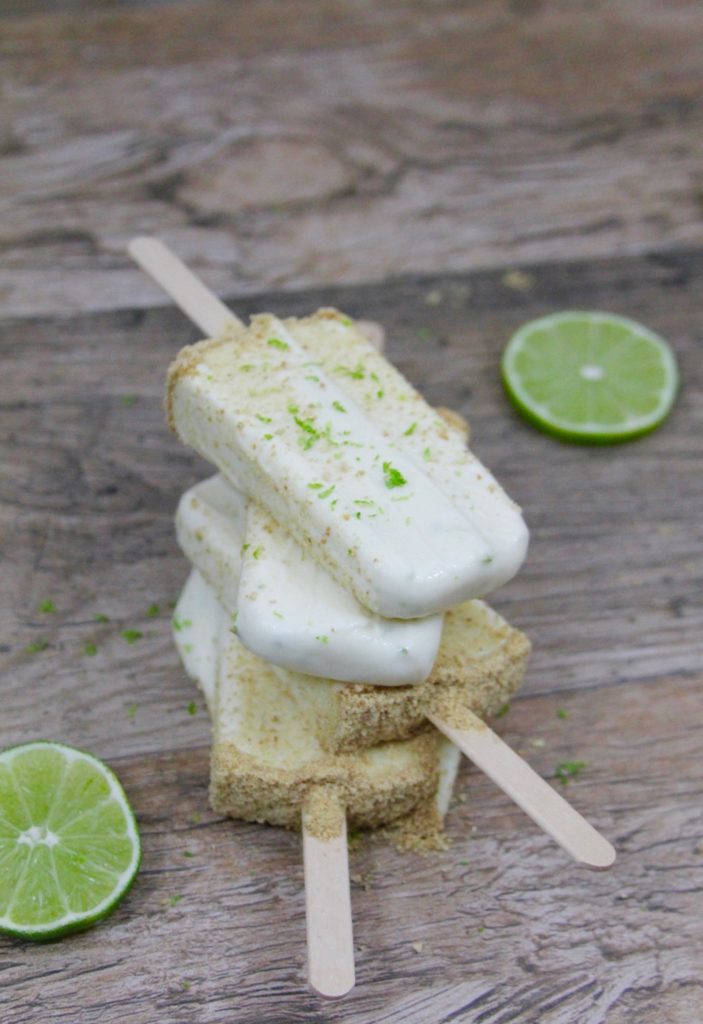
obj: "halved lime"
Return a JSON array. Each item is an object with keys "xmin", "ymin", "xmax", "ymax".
[
  {"xmin": 501, "ymin": 311, "xmax": 679, "ymax": 443},
  {"xmin": 0, "ymin": 741, "xmax": 141, "ymax": 941}
]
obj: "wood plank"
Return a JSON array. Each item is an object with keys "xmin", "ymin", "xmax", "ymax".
[
  {"xmin": 1, "ymin": 249, "xmax": 702, "ymax": 1020},
  {"xmin": 1, "ymin": 0, "xmax": 703, "ymax": 316}
]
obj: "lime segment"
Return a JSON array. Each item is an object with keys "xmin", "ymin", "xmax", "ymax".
[
  {"xmin": 0, "ymin": 742, "xmax": 140, "ymax": 940},
  {"xmin": 501, "ymin": 311, "xmax": 678, "ymax": 443}
]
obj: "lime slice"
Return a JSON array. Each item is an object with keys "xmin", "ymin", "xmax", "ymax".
[
  {"xmin": 501, "ymin": 312, "xmax": 678, "ymax": 443},
  {"xmin": 0, "ymin": 741, "xmax": 141, "ymax": 941}
]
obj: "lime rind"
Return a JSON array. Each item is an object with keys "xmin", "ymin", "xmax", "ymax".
[
  {"xmin": 502, "ymin": 311, "xmax": 679, "ymax": 444},
  {"xmin": 0, "ymin": 741, "xmax": 141, "ymax": 941}
]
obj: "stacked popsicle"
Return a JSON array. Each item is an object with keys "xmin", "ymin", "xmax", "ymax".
[{"xmin": 129, "ymin": 239, "xmax": 615, "ymax": 998}]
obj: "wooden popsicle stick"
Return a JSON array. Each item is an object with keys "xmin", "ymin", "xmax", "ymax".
[
  {"xmin": 428, "ymin": 709, "xmax": 615, "ymax": 869},
  {"xmin": 302, "ymin": 788, "xmax": 355, "ymax": 998},
  {"xmin": 127, "ymin": 236, "xmax": 242, "ymax": 336}
]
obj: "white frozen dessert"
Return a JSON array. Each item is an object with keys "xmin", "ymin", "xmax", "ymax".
[
  {"xmin": 176, "ymin": 474, "xmax": 442, "ymax": 685},
  {"xmin": 167, "ymin": 309, "xmax": 529, "ymax": 618},
  {"xmin": 172, "ymin": 570, "xmax": 461, "ymax": 829}
]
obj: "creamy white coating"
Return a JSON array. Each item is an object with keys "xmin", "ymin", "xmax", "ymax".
[
  {"xmin": 169, "ymin": 312, "xmax": 529, "ymax": 618},
  {"xmin": 176, "ymin": 474, "xmax": 443, "ymax": 685},
  {"xmin": 172, "ymin": 567, "xmax": 222, "ymax": 713}
]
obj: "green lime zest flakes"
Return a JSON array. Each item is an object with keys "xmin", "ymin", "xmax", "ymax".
[
  {"xmin": 332, "ymin": 400, "xmax": 347, "ymax": 413},
  {"xmin": 256, "ymin": 413, "xmax": 273, "ymax": 423},
  {"xmin": 340, "ymin": 316, "xmax": 354, "ymax": 326},
  {"xmin": 147, "ymin": 603, "xmax": 160, "ymax": 618},
  {"xmin": 241, "ymin": 542, "xmax": 250, "ymax": 553},
  {"xmin": 404, "ymin": 422, "xmax": 418, "ymax": 436},
  {"xmin": 169, "ymin": 895, "xmax": 183, "ymax": 907},
  {"xmin": 423, "ymin": 447, "xmax": 432, "ymax": 462},
  {"xmin": 308, "ymin": 482, "xmax": 323, "ymax": 490},
  {"xmin": 335, "ymin": 363, "xmax": 365, "ymax": 380},
  {"xmin": 315, "ymin": 634, "xmax": 329, "ymax": 644},
  {"xmin": 122, "ymin": 629, "xmax": 143, "ymax": 644},
  {"xmin": 252, "ymin": 546, "xmax": 264, "ymax": 560},
  {"xmin": 94, "ymin": 613, "xmax": 110, "ymax": 623},
  {"xmin": 182, "ymin": 850, "xmax": 195, "ymax": 858},
  {"xmin": 294, "ymin": 414, "xmax": 324, "ymax": 450},
  {"xmin": 304, "ymin": 374, "xmax": 321, "ymax": 383},
  {"xmin": 239, "ymin": 363, "xmax": 255, "ymax": 372},
  {"xmin": 267, "ymin": 337, "xmax": 289, "ymax": 351},
  {"xmin": 25, "ymin": 638, "xmax": 49, "ymax": 654},
  {"xmin": 263, "ymin": 433, "xmax": 274, "ymax": 440},
  {"xmin": 494, "ymin": 702, "xmax": 511, "ymax": 719},
  {"xmin": 120, "ymin": 395, "xmax": 137, "ymax": 407},
  {"xmin": 382, "ymin": 461, "xmax": 407, "ymax": 489},
  {"xmin": 273, "ymin": 610, "xmax": 284, "ymax": 619},
  {"xmin": 172, "ymin": 616, "xmax": 192, "ymax": 633},
  {"xmin": 84, "ymin": 642, "xmax": 98, "ymax": 657},
  {"xmin": 556, "ymin": 708, "xmax": 570, "ymax": 720},
  {"xmin": 481, "ymin": 555, "xmax": 494, "ymax": 565},
  {"xmin": 376, "ymin": 389, "xmax": 385, "ymax": 399},
  {"xmin": 554, "ymin": 760, "xmax": 588, "ymax": 785},
  {"xmin": 187, "ymin": 701, "xmax": 197, "ymax": 716},
  {"xmin": 318, "ymin": 485, "xmax": 336, "ymax": 500},
  {"xmin": 127, "ymin": 703, "xmax": 138, "ymax": 718},
  {"xmin": 37, "ymin": 599, "xmax": 56, "ymax": 614}
]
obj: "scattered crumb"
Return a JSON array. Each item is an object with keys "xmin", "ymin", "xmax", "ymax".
[
  {"xmin": 180, "ymin": 980, "xmax": 191, "ymax": 991},
  {"xmin": 120, "ymin": 395, "xmax": 137, "ymax": 407},
  {"xmin": 424, "ymin": 289, "xmax": 443, "ymax": 306},
  {"xmin": 530, "ymin": 737, "xmax": 546, "ymax": 748},
  {"xmin": 384, "ymin": 799, "xmax": 450, "ymax": 854},
  {"xmin": 191, "ymin": 813, "xmax": 202, "ymax": 824},
  {"xmin": 502, "ymin": 269, "xmax": 534, "ymax": 293},
  {"xmin": 412, "ymin": 941, "xmax": 424, "ymax": 954}
]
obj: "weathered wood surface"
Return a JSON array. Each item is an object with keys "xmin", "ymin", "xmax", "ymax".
[
  {"xmin": 2, "ymin": 0, "xmax": 703, "ymax": 317},
  {"xmin": 1, "ymin": 249, "xmax": 702, "ymax": 1022}
]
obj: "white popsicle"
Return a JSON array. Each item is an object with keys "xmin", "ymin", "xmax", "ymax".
[
  {"xmin": 176, "ymin": 474, "xmax": 442, "ymax": 685},
  {"xmin": 167, "ymin": 310, "xmax": 529, "ymax": 618}
]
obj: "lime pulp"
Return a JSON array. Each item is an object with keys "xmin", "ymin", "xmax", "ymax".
[{"xmin": 0, "ymin": 741, "xmax": 141, "ymax": 941}]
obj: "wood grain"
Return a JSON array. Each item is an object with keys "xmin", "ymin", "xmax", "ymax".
[
  {"xmin": 1, "ymin": 248, "xmax": 702, "ymax": 1022},
  {"xmin": 1, "ymin": 0, "xmax": 703, "ymax": 317}
]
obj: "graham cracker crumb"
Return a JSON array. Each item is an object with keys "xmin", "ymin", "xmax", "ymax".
[
  {"xmin": 383, "ymin": 798, "xmax": 450, "ymax": 854},
  {"xmin": 302, "ymin": 786, "xmax": 345, "ymax": 841}
]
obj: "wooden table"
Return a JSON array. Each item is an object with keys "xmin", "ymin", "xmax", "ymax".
[{"xmin": 1, "ymin": 3, "xmax": 702, "ymax": 1022}]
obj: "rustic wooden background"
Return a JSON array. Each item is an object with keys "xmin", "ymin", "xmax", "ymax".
[{"xmin": 2, "ymin": 2, "xmax": 703, "ymax": 1023}]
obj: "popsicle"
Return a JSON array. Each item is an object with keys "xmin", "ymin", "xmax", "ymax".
[
  {"xmin": 176, "ymin": 474, "xmax": 443, "ymax": 686},
  {"xmin": 174, "ymin": 569, "xmax": 460, "ymax": 827},
  {"xmin": 166, "ymin": 310, "xmax": 529, "ymax": 618},
  {"xmin": 176, "ymin": 483, "xmax": 530, "ymax": 747}
]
